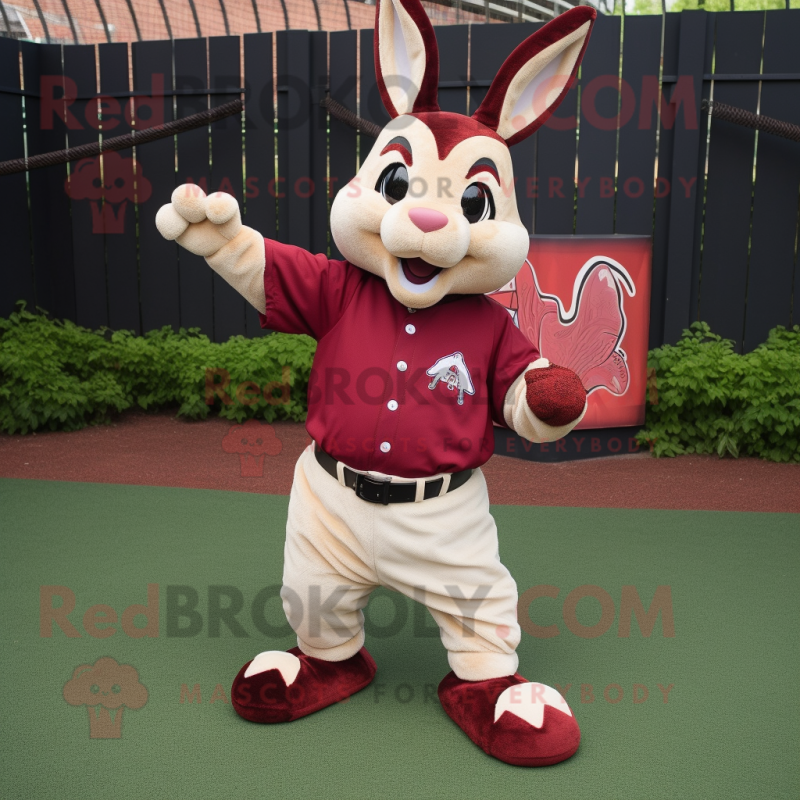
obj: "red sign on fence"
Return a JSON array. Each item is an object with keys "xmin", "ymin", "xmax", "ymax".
[{"xmin": 489, "ymin": 235, "xmax": 652, "ymax": 430}]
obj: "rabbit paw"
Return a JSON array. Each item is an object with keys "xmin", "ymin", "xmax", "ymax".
[
  {"xmin": 156, "ymin": 184, "xmax": 242, "ymax": 258},
  {"xmin": 524, "ymin": 364, "xmax": 586, "ymax": 427}
]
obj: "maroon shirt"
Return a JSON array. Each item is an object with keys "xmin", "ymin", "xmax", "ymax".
[{"xmin": 260, "ymin": 239, "xmax": 538, "ymax": 478}]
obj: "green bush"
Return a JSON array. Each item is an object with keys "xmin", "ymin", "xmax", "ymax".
[
  {"xmin": 637, "ymin": 322, "xmax": 800, "ymax": 463},
  {"xmin": 2, "ymin": 307, "xmax": 798, "ymax": 464},
  {"xmin": 0, "ymin": 303, "xmax": 315, "ymax": 434}
]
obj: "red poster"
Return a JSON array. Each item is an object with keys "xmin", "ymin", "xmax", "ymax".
[{"xmin": 489, "ymin": 235, "xmax": 652, "ymax": 430}]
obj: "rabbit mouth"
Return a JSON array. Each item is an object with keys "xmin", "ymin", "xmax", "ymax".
[{"xmin": 399, "ymin": 257, "xmax": 442, "ymax": 292}]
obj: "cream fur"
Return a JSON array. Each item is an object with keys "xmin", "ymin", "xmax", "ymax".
[
  {"xmin": 170, "ymin": 183, "xmax": 208, "ymax": 223},
  {"xmin": 174, "ymin": 217, "xmax": 240, "ymax": 258},
  {"xmin": 379, "ymin": 200, "xmax": 471, "ymax": 268},
  {"xmin": 494, "ymin": 683, "xmax": 572, "ymax": 727},
  {"xmin": 205, "ymin": 226, "xmax": 267, "ymax": 314},
  {"xmin": 503, "ymin": 359, "xmax": 588, "ymax": 443},
  {"xmin": 496, "ymin": 21, "xmax": 591, "ymax": 141},
  {"xmin": 155, "ymin": 204, "xmax": 189, "ymax": 241},
  {"xmin": 205, "ymin": 190, "xmax": 240, "ymax": 224},
  {"xmin": 243, "ymin": 650, "xmax": 302, "ymax": 683},
  {"xmin": 330, "ymin": 115, "xmax": 530, "ymax": 309}
]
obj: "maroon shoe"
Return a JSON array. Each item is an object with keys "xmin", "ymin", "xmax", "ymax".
[
  {"xmin": 231, "ymin": 646, "xmax": 377, "ymax": 723},
  {"xmin": 439, "ymin": 672, "xmax": 580, "ymax": 767}
]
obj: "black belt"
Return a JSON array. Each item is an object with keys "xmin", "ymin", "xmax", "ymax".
[{"xmin": 314, "ymin": 446, "xmax": 473, "ymax": 505}]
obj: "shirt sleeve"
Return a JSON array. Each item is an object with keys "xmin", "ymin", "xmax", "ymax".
[
  {"xmin": 258, "ymin": 238, "xmax": 364, "ymax": 340},
  {"xmin": 488, "ymin": 299, "xmax": 540, "ymax": 427}
]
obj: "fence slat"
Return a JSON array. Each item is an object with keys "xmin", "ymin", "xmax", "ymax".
[
  {"xmin": 209, "ymin": 35, "xmax": 246, "ymax": 342},
  {"xmin": 23, "ymin": 43, "xmax": 76, "ymax": 323},
  {"xmin": 616, "ymin": 15, "xmax": 662, "ymax": 236},
  {"xmin": 698, "ymin": 11, "xmax": 765, "ymax": 350},
  {"xmin": 0, "ymin": 37, "xmax": 34, "ymax": 318},
  {"xmin": 26, "ymin": 42, "xmax": 76, "ymax": 320},
  {"xmin": 649, "ymin": 13, "xmax": 681, "ymax": 349},
  {"xmin": 533, "ymin": 65, "xmax": 579, "ymax": 232},
  {"xmin": 175, "ymin": 37, "xmax": 215, "ymax": 336},
  {"xmin": 277, "ymin": 30, "xmax": 311, "ymax": 249},
  {"xmin": 132, "ymin": 39, "xmax": 181, "ymax": 334},
  {"xmin": 795, "ymin": 245, "xmax": 800, "ymax": 329},
  {"xmin": 687, "ymin": 11, "xmax": 715, "ymax": 331},
  {"xmin": 662, "ymin": 10, "xmax": 710, "ymax": 346},
  {"xmin": 575, "ymin": 14, "xmax": 620, "ymax": 235},
  {"xmin": 63, "ymin": 44, "xmax": 107, "ymax": 331},
  {"xmin": 743, "ymin": 9, "xmax": 800, "ymax": 351},
  {"xmin": 243, "ymin": 31, "xmax": 274, "ymax": 337},
  {"xmin": 328, "ymin": 29, "xmax": 357, "ymax": 260},
  {"xmin": 309, "ymin": 30, "xmax": 329, "ymax": 257},
  {"xmin": 435, "ymin": 24, "xmax": 469, "ymax": 116},
  {"xmin": 99, "ymin": 41, "xmax": 140, "ymax": 334}
]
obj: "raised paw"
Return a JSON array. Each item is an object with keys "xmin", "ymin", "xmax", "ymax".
[
  {"xmin": 524, "ymin": 363, "xmax": 587, "ymax": 428},
  {"xmin": 155, "ymin": 184, "xmax": 242, "ymax": 257}
]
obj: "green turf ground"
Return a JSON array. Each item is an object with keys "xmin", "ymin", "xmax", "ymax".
[{"xmin": 0, "ymin": 478, "xmax": 798, "ymax": 799}]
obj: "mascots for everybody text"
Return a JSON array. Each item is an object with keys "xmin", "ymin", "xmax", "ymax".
[{"xmin": 157, "ymin": 0, "xmax": 596, "ymax": 767}]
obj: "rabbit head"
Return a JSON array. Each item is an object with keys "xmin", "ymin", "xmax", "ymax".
[{"xmin": 330, "ymin": 0, "xmax": 596, "ymax": 309}]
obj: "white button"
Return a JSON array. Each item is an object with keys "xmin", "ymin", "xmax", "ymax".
[
  {"xmin": 387, "ymin": 400, "xmax": 398, "ymax": 411},
  {"xmin": 380, "ymin": 441, "xmax": 391, "ymax": 453},
  {"xmin": 407, "ymin": 308, "xmax": 416, "ymax": 313},
  {"xmin": 397, "ymin": 361, "xmax": 408, "ymax": 371},
  {"xmin": 405, "ymin": 324, "xmax": 416, "ymax": 334}
]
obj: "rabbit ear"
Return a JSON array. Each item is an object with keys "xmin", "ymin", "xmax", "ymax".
[
  {"xmin": 473, "ymin": 6, "xmax": 596, "ymax": 146},
  {"xmin": 374, "ymin": 0, "xmax": 440, "ymax": 118}
]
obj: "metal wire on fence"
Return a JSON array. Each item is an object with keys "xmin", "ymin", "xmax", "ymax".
[
  {"xmin": 703, "ymin": 99, "xmax": 800, "ymax": 144},
  {"xmin": 0, "ymin": 99, "xmax": 244, "ymax": 176}
]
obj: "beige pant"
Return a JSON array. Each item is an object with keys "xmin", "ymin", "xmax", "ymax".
[{"xmin": 280, "ymin": 446, "xmax": 521, "ymax": 681}]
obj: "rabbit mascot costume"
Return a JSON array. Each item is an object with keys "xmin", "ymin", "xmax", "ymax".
[{"xmin": 157, "ymin": 1, "xmax": 595, "ymax": 767}]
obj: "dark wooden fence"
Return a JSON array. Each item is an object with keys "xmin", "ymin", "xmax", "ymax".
[{"xmin": 1, "ymin": 9, "xmax": 799, "ymax": 351}]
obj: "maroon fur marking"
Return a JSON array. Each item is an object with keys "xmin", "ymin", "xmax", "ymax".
[
  {"xmin": 472, "ymin": 6, "xmax": 596, "ymax": 146},
  {"xmin": 374, "ymin": 0, "xmax": 440, "ymax": 118},
  {"xmin": 380, "ymin": 142, "xmax": 413, "ymax": 165},
  {"xmin": 410, "ymin": 112, "xmax": 507, "ymax": 161},
  {"xmin": 466, "ymin": 159, "xmax": 500, "ymax": 183}
]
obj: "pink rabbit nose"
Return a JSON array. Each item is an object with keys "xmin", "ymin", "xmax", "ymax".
[{"xmin": 408, "ymin": 207, "xmax": 448, "ymax": 233}]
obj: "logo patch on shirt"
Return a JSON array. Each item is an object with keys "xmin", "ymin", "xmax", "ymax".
[{"xmin": 426, "ymin": 352, "xmax": 475, "ymax": 406}]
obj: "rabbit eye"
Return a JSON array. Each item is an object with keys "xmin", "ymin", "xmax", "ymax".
[
  {"xmin": 461, "ymin": 182, "xmax": 495, "ymax": 224},
  {"xmin": 376, "ymin": 163, "xmax": 409, "ymax": 205}
]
